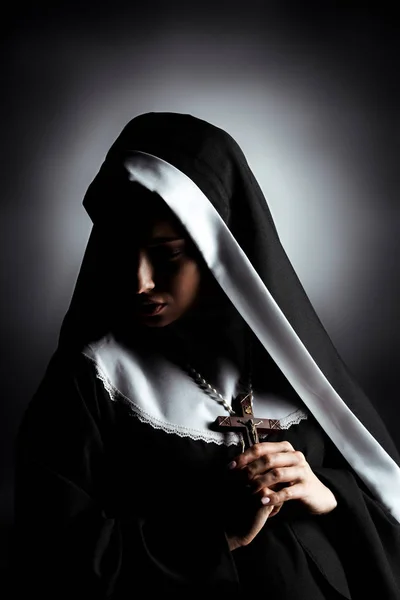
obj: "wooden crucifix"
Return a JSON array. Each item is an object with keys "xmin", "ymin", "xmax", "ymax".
[{"xmin": 214, "ymin": 392, "xmax": 282, "ymax": 450}]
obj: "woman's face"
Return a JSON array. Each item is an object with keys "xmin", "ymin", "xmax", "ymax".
[
  {"xmin": 131, "ymin": 214, "xmax": 204, "ymax": 327},
  {"xmin": 110, "ymin": 196, "xmax": 228, "ymax": 330},
  {"xmin": 107, "ymin": 198, "xmax": 233, "ymax": 333}
]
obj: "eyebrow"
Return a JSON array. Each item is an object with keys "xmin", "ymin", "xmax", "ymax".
[{"xmin": 147, "ymin": 236, "xmax": 185, "ymax": 245}]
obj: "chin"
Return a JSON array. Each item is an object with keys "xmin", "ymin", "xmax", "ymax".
[
  {"xmin": 139, "ymin": 314, "xmax": 177, "ymax": 328},
  {"xmin": 142, "ymin": 320, "xmax": 169, "ymax": 328}
]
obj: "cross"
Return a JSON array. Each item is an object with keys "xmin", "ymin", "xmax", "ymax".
[{"xmin": 213, "ymin": 393, "xmax": 282, "ymax": 450}]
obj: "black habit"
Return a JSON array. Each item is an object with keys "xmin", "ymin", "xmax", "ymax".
[{"xmin": 11, "ymin": 112, "xmax": 400, "ymax": 599}]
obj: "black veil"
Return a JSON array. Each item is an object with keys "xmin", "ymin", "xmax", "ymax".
[{"xmin": 59, "ymin": 112, "xmax": 399, "ymax": 466}]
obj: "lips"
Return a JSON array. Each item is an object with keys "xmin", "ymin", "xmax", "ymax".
[{"xmin": 137, "ymin": 302, "xmax": 167, "ymax": 316}]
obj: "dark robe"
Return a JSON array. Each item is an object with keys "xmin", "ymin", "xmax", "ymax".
[
  {"xmin": 10, "ymin": 111, "xmax": 400, "ymax": 599},
  {"xmin": 11, "ymin": 347, "xmax": 400, "ymax": 599}
]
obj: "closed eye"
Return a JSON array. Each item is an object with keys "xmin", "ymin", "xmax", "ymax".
[{"xmin": 148, "ymin": 244, "xmax": 185, "ymax": 262}]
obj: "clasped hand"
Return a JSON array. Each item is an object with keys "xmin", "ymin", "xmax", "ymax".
[{"xmin": 225, "ymin": 440, "xmax": 337, "ymax": 550}]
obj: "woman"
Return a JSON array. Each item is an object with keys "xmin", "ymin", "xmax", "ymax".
[{"xmin": 12, "ymin": 112, "xmax": 400, "ymax": 598}]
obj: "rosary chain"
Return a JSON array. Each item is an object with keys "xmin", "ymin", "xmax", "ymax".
[{"xmin": 186, "ymin": 364, "xmax": 253, "ymax": 417}]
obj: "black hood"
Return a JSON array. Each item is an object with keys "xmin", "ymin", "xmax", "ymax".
[{"xmin": 58, "ymin": 111, "xmax": 400, "ymax": 518}]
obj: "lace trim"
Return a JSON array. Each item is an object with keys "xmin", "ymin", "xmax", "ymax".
[
  {"xmin": 93, "ymin": 363, "xmax": 240, "ymax": 446},
  {"xmin": 278, "ymin": 408, "xmax": 308, "ymax": 429},
  {"xmin": 93, "ymin": 362, "xmax": 308, "ymax": 446},
  {"xmin": 95, "ymin": 365, "xmax": 117, "ymax": 402}
]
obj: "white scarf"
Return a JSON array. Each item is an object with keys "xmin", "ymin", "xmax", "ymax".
[{"xmin": 88, "ymin": 149, "xmax": 400, "ymax": 523}]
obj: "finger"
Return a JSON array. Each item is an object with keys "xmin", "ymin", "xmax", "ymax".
[
  {"xmin": 250, "ymin": 466, "xmax": 306, "ymax": 493},
  {"xmin": 245, "ymin": 450, "xmax": 306, "ymax": 479},
  {"xmin": 268, "ymin": 503, "xmax": 284, "ymax": 518},
  {"xmin": 260, "ymin": 481, "xmax": 308, "ymax": 506},
  {"xmin": 232, "ymin": 441, "xmax": 295, "ymax": 469}
]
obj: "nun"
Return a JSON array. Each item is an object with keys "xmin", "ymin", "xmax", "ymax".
[{"xmin": 11, "ymin": 112, "xmax": 400, "ymax": 599}]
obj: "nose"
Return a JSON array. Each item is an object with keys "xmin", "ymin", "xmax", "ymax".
[{"xmin": 136, "ymin": 250, "xmax": 156, "ymax": 294}]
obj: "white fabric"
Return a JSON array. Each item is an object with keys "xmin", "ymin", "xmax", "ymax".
[
  {"xmin": 120, "ymin": 150, "xmax": 400, "ymax": 522},
  {"xmin": 83, "ymin": 334, "xmax": 308, "ymax": 446}
]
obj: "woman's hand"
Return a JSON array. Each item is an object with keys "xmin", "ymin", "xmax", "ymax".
[
  {"xmin": 230, "ymin": 440, "xmax": 337, "ymax": 516},
  {"xmin": 225, "ymin": 500, "xmax": 276, "ymax": 551},
  {"xmin": 222, "ymin": 451, "xmax": 282, "ymax": 551}
]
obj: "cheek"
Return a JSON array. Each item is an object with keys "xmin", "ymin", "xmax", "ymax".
[{"xmin": 172, "ymin": 262, "xmax": 202, "ymax": 305}]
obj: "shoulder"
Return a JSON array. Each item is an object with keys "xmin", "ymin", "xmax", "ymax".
[
  {"xmin": 18, "ymin": 343, "xmax": 109, "ymax": 441},
  {"xmin": 36, "ymin": 332, "xmax": 121, "ymax": 390},
  {"xmin": 15, "ymin": 344, "xmax": 114, "ymax": 480},
  {"xmin": 18, "ymin": 332, "xmax": 141, "ymax": 446},
  {"xmin": 33, "ymin": 346, "xmax": 98, "ymax": 399}
]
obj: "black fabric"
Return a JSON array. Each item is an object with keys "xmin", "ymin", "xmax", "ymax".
[
  {"xmin": 62, "ymin": 112, "xmax": 399, "ymax": 464},
  {"xmin": 10, "ymin": 351, "xmax": 400, "ymax": 598},
  {"xmin": 12, "ymin": 112, "xmax": 400, "ymax": 598}
]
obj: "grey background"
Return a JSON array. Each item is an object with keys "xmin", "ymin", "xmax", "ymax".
[{"xmin": 1, "ymin": 0, "xmax": 399, "ymax": 581}]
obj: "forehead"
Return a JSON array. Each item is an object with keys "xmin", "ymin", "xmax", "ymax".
[
  {"xmin": 105, "ymin": 187, "xmax": 191, "ymax": 246},
  {"xmin": 136, "ymin": 200, "xmax": 186, "ymax": 241},
  {"xmin": 147, "ymin": 218, "xmax": 185, "ymax": 240},
  {"xmin": 112, "ymin": 195, "xmax": 187, "ymax": 243}
]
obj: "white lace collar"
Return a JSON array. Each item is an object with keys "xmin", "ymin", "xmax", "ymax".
[{"xmin": 83, "ymin": 332, "xmax": 308, "ymax": 446}]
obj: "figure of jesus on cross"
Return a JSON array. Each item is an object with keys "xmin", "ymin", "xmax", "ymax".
[{"xmin": 214, "ymin": 392, "xmax": 282, "ymax": 450}]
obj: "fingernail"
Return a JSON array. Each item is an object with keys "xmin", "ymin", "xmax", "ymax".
[
  {"xmin": 261, "ymin": 496, "xmax": 270, "ymax": 505},
  {"xmin": 227, "ymin": 461, "xmax": 237, "ymax": 470}
]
